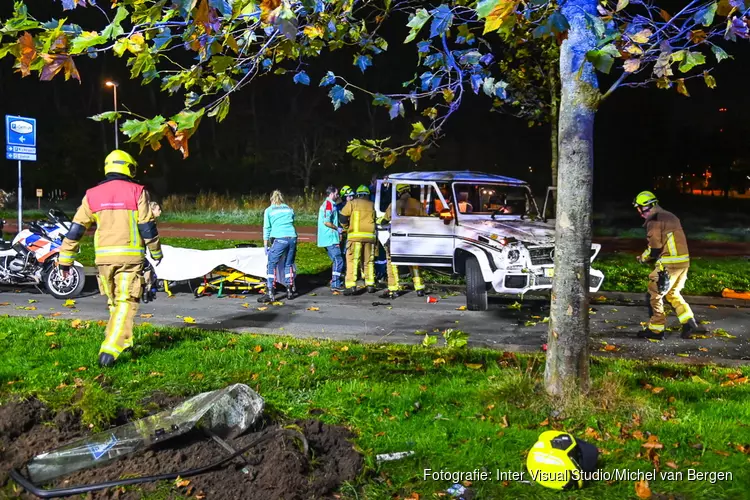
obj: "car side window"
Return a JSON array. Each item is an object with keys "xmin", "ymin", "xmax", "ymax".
[{"xmin": 391, "ymin": 183, "xmax": 443, "ymax": 217}]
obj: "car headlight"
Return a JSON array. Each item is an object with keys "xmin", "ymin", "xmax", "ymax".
[{"xmin": 507, "ymin": 249, "xmax": 520, "ymax": 263}]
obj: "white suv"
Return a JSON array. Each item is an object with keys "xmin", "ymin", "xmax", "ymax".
[{"xmin": 374, "ymin": 171, "xmax": 604, "ymax": 311}]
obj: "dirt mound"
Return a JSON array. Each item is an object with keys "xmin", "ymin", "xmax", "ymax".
[{"xmin": 0, "ymin": 398, "xmax": 363, "ymax": 499}]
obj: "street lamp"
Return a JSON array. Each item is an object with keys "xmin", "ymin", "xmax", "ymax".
[{"xmin": 105, "ymin": 81, "xmax": 119, "ymax": 149}]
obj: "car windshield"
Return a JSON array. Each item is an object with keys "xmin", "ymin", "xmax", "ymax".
[{"xmin": 452, "ymin": 183, "xmax": 537, "ymax": 217}]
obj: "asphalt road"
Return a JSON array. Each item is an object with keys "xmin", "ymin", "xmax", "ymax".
[{"xmin": 3, "ymin": 281, "xmax": 749, "ymax": 365}]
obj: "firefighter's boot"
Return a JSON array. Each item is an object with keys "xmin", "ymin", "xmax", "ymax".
[
  {"xmin": 416, "ymin": 290, "xmax": 425, "ymax": 297},
  {"xmin": 637, "ymin": 329, "xmax": 664, "ymax": 341},
  {"xmin": 381, "ymin": 290, "xmax": 397, "ymax": 300},
  {"xmin": 98, "ymin": 352, "xmax": 116, "ymax": 368},
  {"xmin": 344, "ymin": 287, "xmax": 355, "ymax": 296},
  {"xmin": 258, "ymin": 288, "xmax": 275, "ymax": 303},
  {"xmin": 367, "ymin": 286, "xmax": 376, "ymax": 294},
  {"xmin": 681, "ymin": 318, "xmax": 707, "ymax": 339}
]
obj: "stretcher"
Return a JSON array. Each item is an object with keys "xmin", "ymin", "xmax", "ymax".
[{"xmin": 145, "ymin": 244, "xmax": 273, "ymax": 298}]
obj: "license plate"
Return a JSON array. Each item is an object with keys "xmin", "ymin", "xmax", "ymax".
[{"xmin": 544, "ymin": 268, "xmax": 554, "ymax": 278}]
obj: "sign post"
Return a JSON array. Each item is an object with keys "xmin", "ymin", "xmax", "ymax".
[
  {"xmin": 36, "ymin": 189, "xmax": 43, "ymax": 210},
  {"xmin": 5, "ymin": 116, "xmax": 37, "ymax": 233}
]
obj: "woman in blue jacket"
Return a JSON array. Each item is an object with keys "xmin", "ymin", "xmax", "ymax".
[{"xmin": 259, "ymin": 190, "xmax": 298, "ymax": 302}]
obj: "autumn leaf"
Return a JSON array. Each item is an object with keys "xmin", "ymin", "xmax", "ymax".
[
  {"xmin": 308, "ymin": 351, "xmax": 319, "ymax": 357},
  {"xmin": 175, "ymin": 477, "xmax": 191, "ymax": 488},
  {"xmin": 271, "ymin": 301, "xmax": 284, "ymax": 306},
  {"xmin": 630, "ymin": 29, "xmax": 652, "ymax": 44},
  {"xmin": 63, "ymin": 300, "xmax": 76, "ymax": 308},
  {"xmin": 659, "ymin": 9, "xmax": 672, "ymax": 21},
  {"xmin": 140, "ymin": 313, "xmax": 153, "ymax": 319},
  {"xmin": 45, "ymin": 332, "xmax": 56, "ymax": 336},
  {"xmin": 183, "ymin": 316, "xmax": 196, "ymax": 324},
  {"xmin": 71, "ymin": 319, "xmax": 84, "ymax": 329},
  {"xmin": 635, "ymin": 479, "xmax": 652, "ymax": 499},
  {"xmin": 651, "ymin": 387, "xmax": 665, "ymax": 394},
  {"xmin": 433, "ymin": 357, "xmax": 446, "ymax": 366},
  {"xmin": 507, "ymin": 301, "xmax": 522, "ymax": 310},
  {"xmin": 501, "ymin": 415, "xmax": 509, "ymax": 427},
  {"xmin": 257, "ymin": 306, "xmax": 268, "ymax": 311},
  {"xmin": 76, "ymin": 366, "xmax": 87, "ymax": 372},
  {"xmin": 303, "ymin": 25, "xmax": 324, "ymax": 39},
  {"xmin": 709, "ymin": 304, "xmax": 718, "ymax": 309},
  {"xmin": 340, "ymin": 345, "xmax": 349, "ymax": 352},
  {"xmin": 539, "ymin": 418, "xmax": 550, "ymax": 427},
  {"xmin": 703, "ymin": 72, "xmax": 717, "ymax": 88},
  {"xmin": 260, "ymin": 0, "xmax": 282, "ymax": 23},
  {"xmin": 465, "ymin": 363, "xmax": 483, "ymax": 370},
  {"xmin": 676, "ymin": 79, "xmax": 690, "ymax": 97},
  {"xmin": 18, "ymin": 32, "xmax": 38, "ymax": 77},
  {"xmin": 456, "ymin": 305, "xmax": 467, "ymax": 311},
  {"xmin": 624, "ymin": 58, "xmax": 641, "ymax": 73},
  {"xmin": 307, "ymin": 306, "xmax": 320, "ymax": 311},
  {"xmin": 254, "ymin": 345, "xmax": 262, "ymax": 353},
  {"xmin": 666, "ymin": 461, "xmax": 679, "ymax": 469},
  {"xmin": 604, "ymin": 344, "xmax": 618, "ymax": 352},
  {"xmin": 699, "ymin": 347, "xmax": 709, "ymax": 352},
  {"xmin": 0, "ymin": 303, "xmax": 9, "ymax": 306},
  {"xmin": 480, "ymin": 0, "xmax": 519, "ymax": 34},
  {"xmin": 642, "ymin": 435, "xmax": 664, "ymax": 449},
  {"xmin": 690, "ymin": 30, "xmax": 708, "ymax": 43}
]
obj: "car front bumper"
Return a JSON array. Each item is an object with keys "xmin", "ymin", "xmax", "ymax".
[{"xmin": 490, "ymin": 266, "xmax": 605, "ymax": 294}]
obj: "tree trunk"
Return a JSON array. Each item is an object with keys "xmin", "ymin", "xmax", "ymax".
[
  {"xmin": 548, "ymin": 71, "xmax": 560, "ymax": 189},
  {"xmin": 544, "ymin": 0, "xmax": 600, "ymax": 400}
]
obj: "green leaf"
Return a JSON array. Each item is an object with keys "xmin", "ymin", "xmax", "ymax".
[
  {"xmin": 409, "ymin": 121, "xmax": 427, "ymax": 141},
  {"xmin": 404, "ymin": 8, "xmax": 431, "ymax": 43},
  {"xmin": 70, "ymin": 31, "xmax": 107, "ymax": 55},
  {"xmin": 89, "ymin": 111, "xmax": 121, "ymax": 122},
  {"xmin": 703, "ymin": 71, "xmax": 717, "ymax": 88},
  {"xmin": 346, "ymin": 139, "xmax": 376, "ymax": 162},
  {"xmin": 422, "ymin": 334, "xmax": 438, "ymax": 347},
  {"xmin": 442, "ymin": 328, "xmax": 468, "ymax": 349},
  {"xmin": 585, "ymin": 46, "xmax": 618, "ymax": 74},
  {"xmin": 171, "ymin": 109, "xmax": 205, "ymax": 131},
  {"xmin": 102, "ymin": 6, "xmax": 129, "ymax": 39},
  {"xmin": 677, "ymin": 51, "xmax": 706, "ymax": 73},
  {"xmin": 128, "ymin": 51, "xmax": 156, "ymax": 80},
  {"xmin": 616, "ymin": 0, "xmax": 629, "ymax": 11},
  {"xmin": 208, "ymin": 97, "xmax": 231, "ymax": 122},
  {"xmin": 711, "ymin": 44, "xmax": 732, "ymax": 62},
  {"xmin": 210, "ymin": 55, "xmax": 234, "ymax": 73},
  {"xmin": 113, "ymin": 38, "xmax": 129, "ymax": 57},
  {"xmin": 694, "ymin": 2, "xmax": 718, "ymax": 26}
]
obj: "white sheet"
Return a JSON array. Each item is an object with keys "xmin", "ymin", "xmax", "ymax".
[{"xmin": 146, "ymin": 245, "xmax": 268, "ymax": 282}]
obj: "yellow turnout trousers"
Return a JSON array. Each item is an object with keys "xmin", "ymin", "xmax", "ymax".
[
  {"xmin": 647, "ymin": 265, "xmax": 693, "ymax": 333},
  {"xmin": 345, "ymin": 241, "xmax": 375, "ymax": 289},
  {"xmin": 385, "ymin": 246, "xmax": 424, "ymax": 292},
  {"xmin": 97, "ymin": 263, "xmax": 144, "ymax": 359}
]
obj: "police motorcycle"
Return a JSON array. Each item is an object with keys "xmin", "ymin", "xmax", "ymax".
[{"xmin": 0, "ymin": 209, "xmax": 86, "ymax": 299}]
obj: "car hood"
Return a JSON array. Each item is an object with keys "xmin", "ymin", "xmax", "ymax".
[{"xmin": 463, "ymin": 219, "xmax": 555, "ymax": 245}]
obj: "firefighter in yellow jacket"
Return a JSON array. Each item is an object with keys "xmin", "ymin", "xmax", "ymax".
[
  {"xmin": 339, "ymin": 185, "xmax": 376, "ymax": 295},
  {"xmin": 633, "ymin": 191, "xmax": 706, "ymax": 340},
  {"xmin": 380, "ymin": 183, "xmax": 426, "ymax": 299},
  {"xmin": 59, "ymin": 150, "xmax": 163, "ymax": 367}
]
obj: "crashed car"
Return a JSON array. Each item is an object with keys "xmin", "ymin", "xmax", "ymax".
[{"xmin": 374, "ymin": 171, "xmax": 604, "ymax": 311}]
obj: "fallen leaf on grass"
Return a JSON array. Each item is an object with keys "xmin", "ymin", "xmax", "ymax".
[
  {"xmin": 713, "ymin": 450, "xmax": 730, "ymax": 457},
  {"xmin": 501, "ymin": 415, "xmax": 509, "ymax": 428},
  {"xmin": 665, "ymin": 461, "xmax": 679, "ymax": 469},
  {"xmin": 307, "ymin": 307, "xmax": 320, "ymax": 311},
  {"xmin": 97, "ymin": 320, "xmax": 107, "ymax": 327},
  {"xmin": 45, "ymin": 332, "xmax": 56, "ymax": 337},
  {"xmin": 76, "ymin": 367, "xmax": 87, "ymax": 372},
  {"xmin": 63, "ymin": 299, "xmax": 75, "ymax": 308},
  {"xmin": 308, "ymin": 351, "xmax": 319, "ymax": 357},
  {"xmin": 465, "ymin": 363, "xmax": 483, "ymax": 370},
  {"xmin": 691, "ymin": 375, "xmax": 710, "ymax": 385},
  {"xmin": 642, "ymin": 435, "xmax": 663, "ymax": 449},
  {"xmin": 71, "ymin": 319, "xmax": 84, "ymax": 329},
  {"xmin": 140, "ymin": 313, "xmax": 153, "ymax": 319},
  {"xmin": 635, "ymin": 479, "xmax": 652, "ymax": 499},
  {"xmin": 253, "ymin": 345, "xmax": 262, "ymax": 353},
  {"xmin": 339, "ymin": 346, "xmax": 349, "ymax": 352},
  {"xmin": 433, "ymin": 357, "xmax": 446, "ymax": 366},
  {"xmin": 175, "ymin": 477, "xmax": 191, "ymax": 488},
  {"xmin": 150, "ymin": 372, "xmax": 164, "ymax": 377},
  {"xmin": 651, "ymin": 387, "xmax": 665, "ymax": 394},
  {"xmin": 539, "ymin": 418, "xmax": 550, "ymax": 427},
  {"xmin": 183, "ymin": 317, "xmax": 196, "ymax": 324}
]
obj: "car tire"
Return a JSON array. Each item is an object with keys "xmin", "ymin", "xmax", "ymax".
[{"xmin": 465, "ymin": 256, "xmax": 488, "ymax": 311}]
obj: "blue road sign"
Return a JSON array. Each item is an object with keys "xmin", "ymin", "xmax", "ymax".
[{"xmin": 5, "ymin": 115, "xmax": 37, "ymax": 161}]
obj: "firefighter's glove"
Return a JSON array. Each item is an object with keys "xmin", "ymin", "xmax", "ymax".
[{"xmin": 657, "ymin": 269, "xmax": 670, "ymax": 294}]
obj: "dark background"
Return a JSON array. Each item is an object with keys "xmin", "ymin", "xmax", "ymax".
[{"xmin": 0, "ymin": 1, "xmax": 748, "ymax": 204}]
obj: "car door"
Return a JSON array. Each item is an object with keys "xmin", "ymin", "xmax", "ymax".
[{"xmin": 389, "ymin": 181, "xmax": 454, "ymax": 267}]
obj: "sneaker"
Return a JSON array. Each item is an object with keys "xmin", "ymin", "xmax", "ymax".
[
  {"xmin": 331, "ymin": 286, "xmax": 345, "ymax": 293},
  {"xmin": 98, "ymin": 353, "xmax": 116, "ymax": 367},
  {"xmin": 416, "ymin": 289, "xmax": 425, "ymax": 297},
  {"xmin": 681, "ymin": 318, "xmax": 707, "ymax": 339},
  {"xmin": 637, "ymin": 329, "xmax": 664, "ymax": 340}
]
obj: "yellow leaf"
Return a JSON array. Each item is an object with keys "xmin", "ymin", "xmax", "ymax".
[
  {"xmin": 677, "ymin": 353, "xmax": 690, "ymax": 357},
  {"xmin": 308, "ymin": 351, "xmax": 319, "ymax": 357},
  {"xmin": 257, "ymin": 306, "xmax": 268, "ymax": 311},
  {"xmin": 635, "ymin": 479, "xmax": 652, "ymax": 499},
  {"xmin": 307, "ymin": 306, "xmax": 320, "ymax": 311},
  {"xmin": 97, "ymin": 320, "xmax": 107, "ymax": 327},
  {"xmin": 482, "ymin": 0, "xmax": 519, "ymax": 34},
  {"xmin": 456, "ymin": 305, "xmax": 467, "ymax": 311},
  {"xmin": 433, "ymin": 357, "xmax": 446, "ymax": 366},
  {"xmin": 175, "ymin": 477, "xmax": 191, "ymax": 488},
  {"xmin": 651, "ymin": 387, "xmax": 665, "ymax": 394},
  {"xmin": 77, "ymin": 366, "xmax": 87, "ymax": 372},
  {"xmin": 616, "ymin": 0, "xmax": 629, "ymax": 12},
  {"xmin": 303, "ymin": 25, "xmax": 325, "ymax": 39},
  {"xmin": 508, "ymin": 301, "xmax": 522, "ymax": 310},
  {"xmin": 709, "ymin": 304, "xmax": 718, "ymax": 309},
  {"xmin": 45, "ymin": 332, "xmax": 56, "ymax": 337},
  {"xmin": 71, "ymin": 319, "xmax": 84, "ymax": 329},
  {"xmin": 465, "ymin": 363, "xmax": 483, "ymax": 370},
  {"xmin": 63, "ymin": 299, "xmax": 75, "ymax": 308},
  {"xmin": 183, "ymin": 316, "xmax": 196, "ymax": 324},
  {"xmin": 703, "ymin": 72, "xmax": 717, "ymax": 89},
  {"xmin": 28, "ymin": 299, "xmax": 37, "ymax": 304},
  {"xmin": 271, "ymin": 301, "xmax": 284, "ymax": 306},
  {"xmin": 500, "ymin": 415, "xmax": 509, "ymax": 427},
  {"xmin": 241, "ymin": 303, "xmax": 250, "ymax": 308},
  {"xmin": 647, "ymin": 337, "xmax": 661, "ymax": 343},
  {"xmin": 340, "ymin": 346, "xmax": 349, "ymax": 352},
  {"xmin": 698, "ymin": 347, "xmax": 709, "ymax": 352},
  {"xmin": 150, "ymin": 372, "xmax": 164, "ymax": 377},
  {"xmin": 630, "ymin": 29, "xmax": 652, "ymax": 44},
  {"xmin": 254, "ymin": 345, "xmax": 262, "ymax": 353},
  {"xmin": 624, "ymin": 58, "xmax": 641, "ymax": 73},
  {"xmin": 140, "ymin": 313, "xmax": 153, "ymax": 319}
]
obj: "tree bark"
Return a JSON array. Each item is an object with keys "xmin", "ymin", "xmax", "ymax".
[
  {"xmin": 548, "ymin": 70, "xmax": 560, "ymax": 189},
  {"xmin": 544, "ymin": 0, "xmax": 600, "ymax": 400}
]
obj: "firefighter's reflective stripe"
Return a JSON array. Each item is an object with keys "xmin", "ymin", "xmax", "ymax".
[
  {"xmin": 677, "ymin": 309, "xmax": 694, "ymax": 324},
  {"xmin": 388, "ymin": 261, "xmax": 400, "ymax": 291},
  {"xmin": 349, "ymin": 232, "xmax": 375, "ymax": 240},
  {"xmin": 150, "ymin": 248, "xmax": 163, "ymax": 260},
  {"xmin": 93, "ymin": 213, "xmax": 100, "ymax": 249},
  {"xmin": 59, "ymin": 251, "xmax": 75, "ymax": 266},
  {"xmin": 640, "ymin": 248, "xmax": 651, "ymax": 261},
  {"xmin": 666, "ymin": 232, "xmax": 677, "ymax": 256},
  {"xmin": 412, "ymin": 267, "xmax": 424, "ymax": 291},
  {"xmin": 659, "ymin": 255, "xmax": 690, "ymax": 264},
  {"xmin": 347, "ymin": 242, "xmax": 362, "ymax": 289},
  {"xmin": 101, "ymin": 273, "xmax": 130, "ymax": 356},
  {"xmin": 95, "ymin": 246, "xmax": 145, "ymax": 258},
  {"xmin": 647, "ymin": 323, "xmax": 665, "ymax": 332},
  {"xmin": 129, "ymin": 210, "xmax": 138, "ymax": 247}
]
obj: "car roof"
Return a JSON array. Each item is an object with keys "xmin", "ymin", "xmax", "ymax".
[{"xmin": 385, "ymin": 171, "xmax": 527, "ymax": 185}]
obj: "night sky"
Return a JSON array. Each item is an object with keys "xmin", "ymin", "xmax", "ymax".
[{"xmin": 0, "ymin": 1, "xmax": 748, "ymax": 202}]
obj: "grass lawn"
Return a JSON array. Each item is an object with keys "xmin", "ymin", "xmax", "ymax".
[
  {"xmin": 0, "ymin": 317, "xmax": 749, "ymax": 499},
  {"xmin": 65, "ymin": 237, "xmax": 750, "ymax": 297}
]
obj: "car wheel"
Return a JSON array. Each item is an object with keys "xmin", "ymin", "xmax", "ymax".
[{"xmin": 465, "ymin": 256, "xmax": 488, "ymax": 311}]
